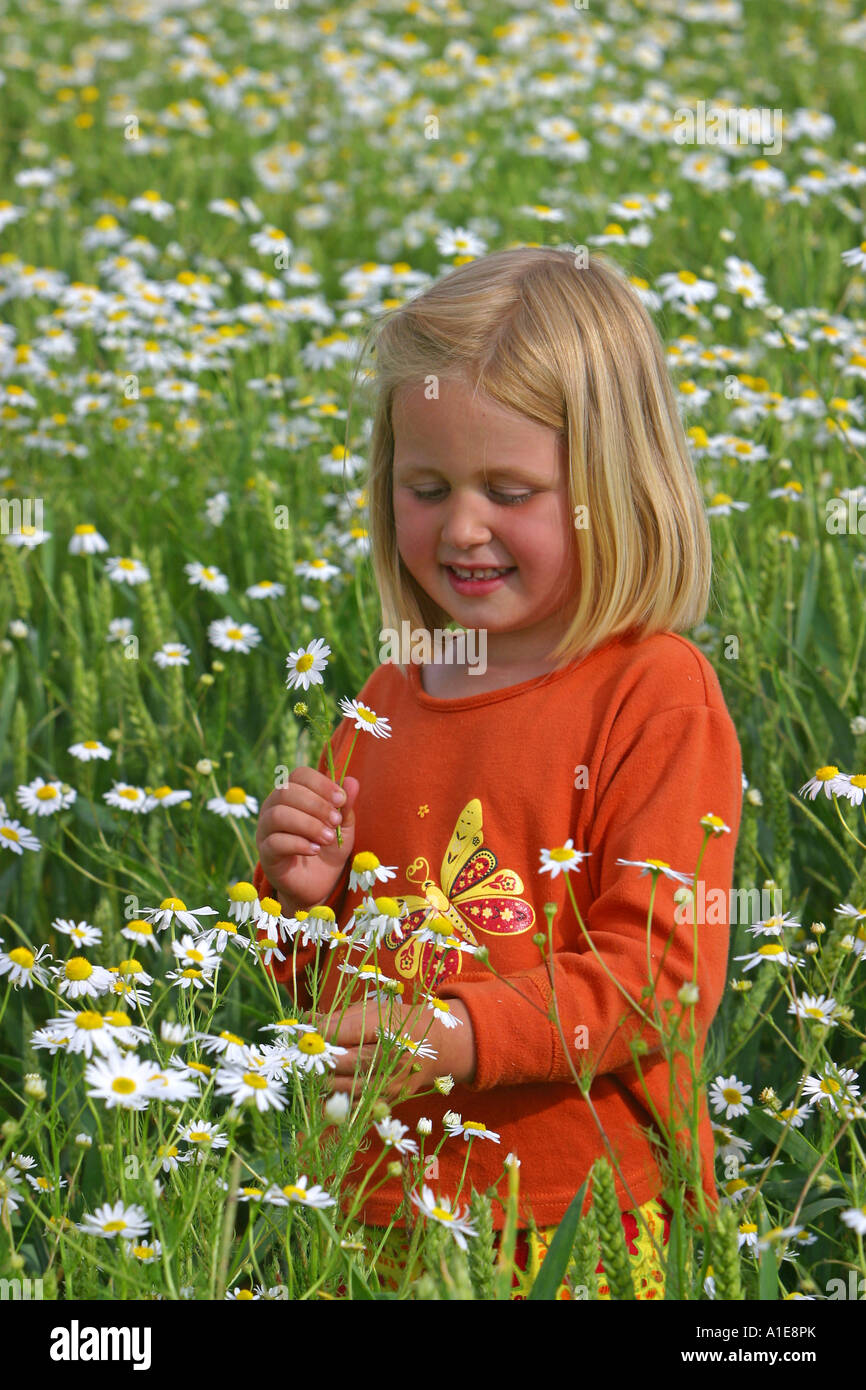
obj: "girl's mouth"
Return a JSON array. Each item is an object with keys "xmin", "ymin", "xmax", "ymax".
[{"xmin": 444, "ymin": 564, "xmax": 516, "ymax": 594}]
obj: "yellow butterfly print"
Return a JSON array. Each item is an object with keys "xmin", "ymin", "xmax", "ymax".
[{"xmin": 389, "ymin": 798, "xmax": 536, "ymax": 984}]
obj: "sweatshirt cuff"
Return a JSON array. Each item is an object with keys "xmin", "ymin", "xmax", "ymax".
[{"xmin": 437, "ymin": 970, "xmax": 559, "ymax": 1091}]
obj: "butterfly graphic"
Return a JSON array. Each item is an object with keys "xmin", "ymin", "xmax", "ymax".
[{"xmin": 386, "ymin": 799, "xmax": 536, "ymax": 984}]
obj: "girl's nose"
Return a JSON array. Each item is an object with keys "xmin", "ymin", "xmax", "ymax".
[{"xmin": 439, "ymin": 493, "xmax": 493, "ymax": 548}]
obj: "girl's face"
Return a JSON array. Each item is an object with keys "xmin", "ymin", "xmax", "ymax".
[{"xmin": 392, "ymin": 377, "xmax": 579, "ymax": 666}]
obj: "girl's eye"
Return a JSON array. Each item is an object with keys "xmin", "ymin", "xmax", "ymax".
[{"xmin": 410, "ymin": 488, "xmax": 534, "ymax": 506}]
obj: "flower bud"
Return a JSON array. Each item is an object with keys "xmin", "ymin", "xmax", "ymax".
[
  {"xmin": 23, "ymin": 1073, "xmax": 47, "ymax": 1100},
  {"xmin": 677, "ymin": 982, "xmax": 700, "ymax": 1006},
  {"xmin": 434, "ymin": 1074, "xmax": 454, "ymax": 1096},
  {"xmin": 416, "ymin": 1117, "xmax": 432, "ymax": 1135},
  {"xmin": 324, "ymin": 1092, "xmax": 350, "ymax": 1125}
]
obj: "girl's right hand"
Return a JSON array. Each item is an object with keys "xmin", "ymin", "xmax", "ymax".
[{"xmin": 255, "ymin": 769, "xmax": 360, "ymax": 915}]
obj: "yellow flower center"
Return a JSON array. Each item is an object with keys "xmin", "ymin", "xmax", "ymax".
[
  {"xmin": 295, "ymin": 653, "xmax": 315, "ymax": 671},
  {"xmin": 103, "ymin": 1219, "xmax": 127, "ymax": 1232},
  {"xmin": 36, "ymin": 785, "xmax": 59, "ymax": 800},
  {"xmin": 432, "ymin": 1206, "xmax": 454, "ymax": 1222},
  {"xmin": 820, "ymin": 1077, "xmax": 840, "ymax": 1094},
  {"xmin": 159, "ymin": 897, "xmax": 187, "ymax": 911},
  {"xmin": 373, "ymin": 897, "xmax": 401, "ymax": 917},
  {"xmin": 111, "ymin": 1078, "xmax": 137, "ymax": 1095},
  {"xmin": 463, "ymin": 1121, "xmax": 487, "ymax": 1132},
  {"xmin": 353, "ymin": 852, "xmax": 381, "ymax": 872},
  {"xmin": 225, "ymin": 787, "xmax": 247, "ymax": 804},
  {"xmin": 65, "ymin": 956, "xmax": 93, "ymax": 980},
  {"xmin": 548, "ymin": 847, "xmax": 574, "ymax": 862},
  {"xmin": 226, "ymin": 627, "xmax": 244, "ymax": 640},
  {"xmin": 242, "ymin": 1072, "xmax": 268, "ymax": 1089},
  {"xmin": 74, "ymin": 1011, "xmax": 104, "ymax": 1030},
  {"xmin": 127, "ymin": 920, "xmax": 153, "ymax": 936},
  {"xmin": 75, "ymin": 524, "xmax": 96, "ymax": 535},
  {"xmin": 9, "ymin": 947, "xmax": 34, "ymax": 969},
  {"xmin": 228, "ymin": 881, "xmax": 258, "ymax": 901},
  {"xmin": 117, "ymin": 959, "xmax": 142, "ymax": 974},
  {"xmin": 105, "ymin": 1011, "xmax": 131, "ymax": 1027},
  {"xmin": 722, "ymin": 1087, "xmax": 742, "ymax": 1104},
  {"xmin": 758, "ymin": 943, "xmax": 784, "ymax": 956},
  {"xmin": 297, "ymin": 1032, "xmax": 327, "ymax": 1055},
  {"xmin": 282, "ymin": 1185, "xmax": 307, "ymax": 1201},
  {"xmin": 815, "ymin": 765, "xmax": 839, "ymax": 780}
]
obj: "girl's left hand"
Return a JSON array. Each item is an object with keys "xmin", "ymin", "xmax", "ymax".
[{"xmin": 315, "ymin": 996, "xmax": 477, "ymax": 1104}]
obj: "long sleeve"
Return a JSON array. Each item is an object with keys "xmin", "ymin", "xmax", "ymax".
[{"xmin": 437, "ymin": 703, "xmax": 742, "ymax": 1092}]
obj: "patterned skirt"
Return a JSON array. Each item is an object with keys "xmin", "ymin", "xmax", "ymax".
[{"xmin": 365, "ymin": 1193, "xmax": 672, "ymax": 1300}]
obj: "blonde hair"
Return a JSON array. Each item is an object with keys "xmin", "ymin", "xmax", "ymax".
[{"xmin": 347, "ymin": 245, "xmax": 712, "ymax": 671}]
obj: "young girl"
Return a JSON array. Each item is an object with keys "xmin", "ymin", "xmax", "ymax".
[{"xmin": 253, "ymin": 247, "xmax": 743, "ymax": 1298}]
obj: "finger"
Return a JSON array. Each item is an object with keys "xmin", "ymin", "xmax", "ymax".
[
  {"xmin": 261, "ymin": 796, "xmax": 342, "ymax": 847},
  {"xmin": 289, "ymin": 767, "xmax": 348, "ymax": 808},
  {"xmin": 329, "ymin": 1045, "xmax": 379, "ymax": 1075}
]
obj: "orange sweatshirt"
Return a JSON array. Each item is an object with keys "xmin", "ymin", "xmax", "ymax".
[{"xmin": 252, "ymin": 629, "xmax": 743, "ymax": 1230}]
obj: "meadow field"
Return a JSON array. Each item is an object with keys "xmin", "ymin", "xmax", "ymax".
[{"xmin": 1, "ymin": 0, "xmax": 866, "ymax": 1302}]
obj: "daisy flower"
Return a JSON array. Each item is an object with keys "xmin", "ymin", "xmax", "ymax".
[
  {"xmin": 746, "ymin": 912, "xmax": 800, "ymax": 936},
  {"xmin": 657, "ymin": 270, "xmax": 717, "ymax": 305},
  {"xmin": 706, "ymin": 494, "xmax": 749, "ymax": 518},
  {"xmin": 246, "ymin": 580, "xmax": 286, "ymax": 600},
  {"xmin": 798, "ymin": 765, "xmax": 848, "ymax": 800},
  {"xmin": 226, "ymin": 880, "xmax": 260, "ymax": 924},
  {"xmin": 78, "ymin": 1201, "xmax": 150, "ymax": 1241},
  {"xmin": 121, "ymin": 919, "xmax": 160, "ymax": 951},
  {"xmin": 420, "ymin": 994, "xmax": 463, "ymax": 1030},
  {"xmin": 126, "ymin": 1240, "xmax": 163, "ymax": 1262},
  {"xmin": 411, "ymin": 914, "xmax": 478, "ymax": 957},
  {"xmin": 153, "ymin": 642, "xmax": 191, "ymax": 668},
  {"xmin": 380, "ymin": 1030, "xmax": 437, "ymax": 1062},
  {"xmin": 207, "ymin": 787, "xmax": 259, "ymax": 819},
  {"xmin": 106, "ymin": 618, "xmax": 133, "ymax": 643},
  {"xmin": 349, "ymin": 852, "xmax": 397, "ymax": 893},
  {"xmin": 840, "ymin": 1206, "xmax": 866, "ymax": 1236},
  {"xmin": 215, "ymin": 1064, "xmax": 288, "ymax": 1113},
  {"xmin": 39, "ymin": 1008, "xmax": 135, "ymax": 1059},
  {"xmin": 788, "ymin": 993, "xmax": 838, "ymax": 1026},
  {"xmin": 734, "ymin": 941, "xmax": 804, "ymax": 971},
  {"xmin": 616, "ymin": 857, "xmax": 693, "ymax": 885},
  {"xmin": 140, "ymin": 898, "xmax": 218, "ymax": 934},
  {"xmin": 801, "ymin": 1065, "xmax": 860, "ymax": 1111},
  {"xmin": 443, "ymin": 1115, "xmax": 501, "ymax": 1143},
  {"xmin": 264, "ymin": 1176, "xmax": 336, "ymax": 1209},
  {"xmin": 5, "ymin": 525, "xmax": 51, "ymax": 549},
  {"xmin": 837, "ymin": 773, "xmax": 866, "ymax": 807},
  {"xmin": 207, "ymin": 617, "xmax": 261, "ymax": 653},
  {"xmin": 105, "ymin": 556, "xmax": 151, "ymax": 586},
  {"xmin": 349, "ymin": 895, "xmax": 407, "ymax": 947},
  {"xmin": 773, "ymin": 1102, "xmax": 811, "ymax": 1128},
  {"xmin": 197, "ymin": 919, "xmax": 255, "ymax": 955},
  {"xmin": 737, "ymin": 1221, "xmax": 759, "ymax": 1251},
  {"xmin": 53, "ymin": 918, "xmax": 102, "ymax": 949},
  {"xmin": 0, "ymin": 817, "xmax": 41, "ymax": 854},
  {"xmin": 144, "ymin": 785, "xmax": 191, "ymax": 811},
  {"xmin": 104, "ymin": 782, "xmax": 152, "ymax": 814},
  {"xmin": 235, "ymin": 1186, "xmax": 268, "ymax": 1204},
  {"xmin": 53, "ymin": 955, "xmax": 115, "ymax": 1000},
  {"xmin": 16, "ymin": 777, "xmax": 77, "ymax": 817},
  {"xmin": 0, "ymin": 943, "xmax": 51, "ymax": 988},
  {"xmin": 185, "ymin": 561, "xmax": 229, "ymax": 594},
  {"xmin": 253, "ymin": 895, "xmax": 293, "ymax": 943},
  {"xmin": 338, "ymin": 697, "xmax": 392, "ymax": 739},
  {"xmin": 287, "ymin": 1030, "xmax": 347, "ymax": 1076},
  {"xmin": 285, "ymin": 638, "xmax": 331, "ymax": 692},
  {"xmin": 27, "ymin": 1173, "xmax": 67, "ymax": 1195},
  {"xmin": 68, "ymin": 739, "xmax": 111, "ymax": 762},
  {"xmin": 410, "ymin": 1185, "xmax": 477, "ymax": 1251},
  {"xmin": 375, "ymin": 1119, "xmax": 419, "ymax": 1157},
  {"xmin": 538, "ymin": 841, "xmax": 591, "ymax": 877},
  {"xmin": 294, "ymin": 558, "xmax": 340, "ymax": 582},
  {"xmin": 84, "ymin": 1053, "xmax": 158, "ymax": 1110},
  {"xmin": 841, "ymin": 242, "xmax": 866, "ymax": 271},
  {"xmin": 178, "ymin": 1120, "xmax": 229, "ymax": 1151},
  {"xmin": 197, "ymin": 1029, "xmax": 254, "ymax": 1065},
  {"xmin": 68, "ymin": 524, "xmax": 109, "ymax": 555},
  {"xmin": 708, "ymin": 1075, "xmax": 753, "ymax": 1120}
]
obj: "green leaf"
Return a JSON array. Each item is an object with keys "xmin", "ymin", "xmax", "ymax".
[
  {"xmin": 758, "ymin": 1241, "xmax": 779, "ymax": 1300},
  {"xmin": 664, "ymin": 1207, "xmax": 686, "ymax": 1300},
  {"xmin": 748, "ymin": 1108, "xmax": 822, "ymax": 1168},
  {"xmin": 798, "ymin": 1196, "xmax": 848, "ymax": 1223},
  {"xmin": 527, "ymin": 1179, "xmax": 588, "ymax": 1301},
  {"xmin": 794, "ymin": 545, "xmax": 820, "ymax": 658}
]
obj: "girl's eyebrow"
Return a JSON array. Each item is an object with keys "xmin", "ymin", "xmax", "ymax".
[{"xmin": 395, "ymin": 460, "xmax": 553, "ymax": 484}]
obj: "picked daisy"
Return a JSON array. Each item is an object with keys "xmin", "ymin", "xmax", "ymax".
[
  {"xmin": 105, "ymin": 556, "xmax": 151, "ymax": 586},
  {"xmin": 16, "ymin": 777, "xmax": 76, "ymax": 817},
  {"xmin": 68, "ymin": 739, "xmax": 112, "ymax": 762},
  {"xmin": 420, "ymin": 994, "xmax": 463, "ymax": 1030},
  {"xmin": 285, "ymin": 638, "xmax": 331, "ymax": 692},
  {"xmin": 208, "ymin": 617, "xmax": 261, "ymax": 653},
  {"xmin": 443, "ymin": 1115, "xmax": 501, "ymax": 1143},
  {"xmin": 140, "ymin": 898, "xmax": 218, "ymax": 933},
  {"xmin": 78, "ymin": 1200, "xmax": 150, "ymax": 1241},
  {"xmin": 264, "ymin": 1176, "xmax": 336, "ymax": 1209},
  {"xmin": 539, "ymin": 841, "xmax": 591, "ymax": 878},
  {"xmin": 708, "ymin": 1074, "xmax": 753, "ymax": 1120},
  {"xmin": 185, "ymin": 561, "xmax": 229, "ymax": 594},
  {"xmin": 207, "ymin": 786, "xmax": 259, "ymax": 819},
  {"xmin": 338, "ymin": 696, "xmax": 392, "ymax": 739},
  {"xmin": 349, "ymin": 852, "xmax": 397, "ymax": 893},
  {"xmin": 0, "ymin": 817, "xmax": 41, "ymax": 854},
  {"xmin": 410, "ymin": 1185, "xmax": 477, "ymax": 1251}
]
